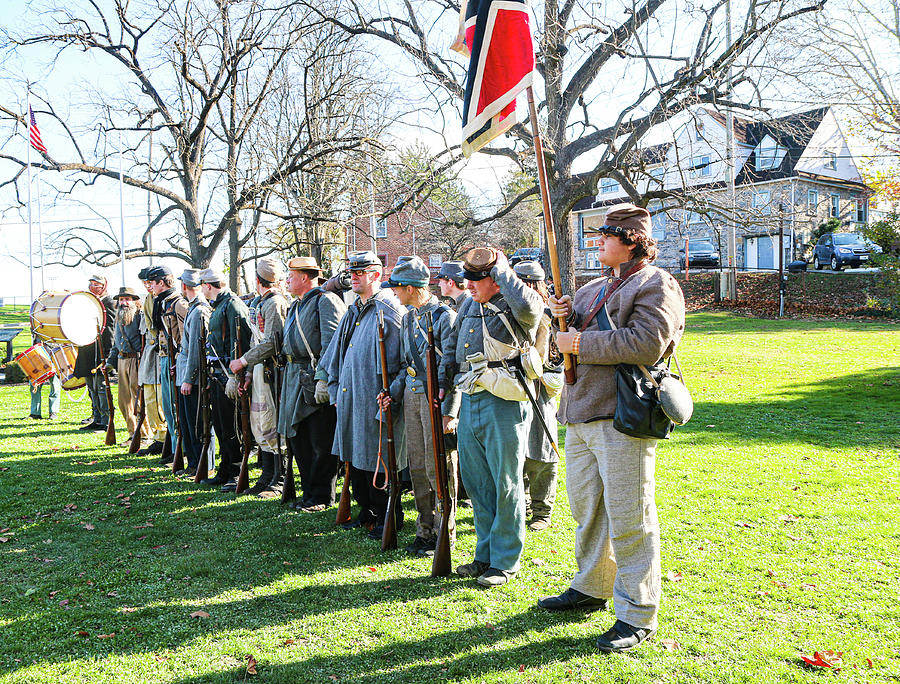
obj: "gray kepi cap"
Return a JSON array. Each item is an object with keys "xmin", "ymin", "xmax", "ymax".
[
  {"xmin": 437, "ymin": 261, "xmax": 465, "ymax": 285},
  {"xmin": 199, "ymin": 268, "xmax": 227, "ymax": 286},
  {"xmin": 382, "ymin": 255, "xmax": 430, "ymax": 289},
  {"xmin": 178, "ymin": 269, "xmax": 202, "ymax": 288},
  {"xmin": 347, "ymin": 251, "xmax": 382, "ymax": 271},
  {"xmin": 513, "ymin": 260, "xmax": 545, "ymax": 282}
]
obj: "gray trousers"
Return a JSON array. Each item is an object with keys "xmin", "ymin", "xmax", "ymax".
[
  {"xmin": 565, "ymin": 420, "xmax": 660, "ymax": 630},
  {"xmin": 524, "ymin": 458, "xmax": 557, "ymax": 522},
  {"xmin": 403, "ymin": 388, "xmax": 457, "ymax": 543},
  {"xmin": 87, "ymin": 372, "xmax": 110, "ymax": 423}
]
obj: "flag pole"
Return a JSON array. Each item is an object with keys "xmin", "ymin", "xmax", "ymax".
[
  {"xmin": 119, "ymin": 132, "xmax": 126, "ymax": 285},
  {"xmin": 37, "ymin": 173, "xmax": 45, "ymax": 292},
  {"xmin": 526, "ymin": 86, "xmax": 576, "ymax": 385},
  {"xmin": 26, "ymin": 97, "xmax": 34, "ymax": 307}
]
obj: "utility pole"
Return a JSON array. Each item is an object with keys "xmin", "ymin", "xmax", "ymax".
[
  {"xmin": 778, "ymin": 202, "xmax": 786, "ymax": 317},
  {"xmin": 724, "ymin": 0, "xmax": 738, "ymax": 300}
]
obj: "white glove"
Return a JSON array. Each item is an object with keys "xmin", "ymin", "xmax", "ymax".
[
  {"xmin": 225, "ymin": 375, "xmax": 240, "ymax": 400},
  {"xmin": 314, "ymin": 380, "xmax": 330, "ymax": 404}
]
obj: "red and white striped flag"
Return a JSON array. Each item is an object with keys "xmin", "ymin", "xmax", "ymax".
[
  {"xmin": 28, "ymin": 106, "xmax": 47, "ymax": 155},
  {"xmin": 453, "ymin": 0, "xmax": 535, "ymax": 157}
]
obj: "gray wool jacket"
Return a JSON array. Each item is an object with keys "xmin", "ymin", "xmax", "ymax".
[
  {"xmin": 175, "ymin": 295, "xmax": 211, "ymax": 386},
  {"xmin": 322, "ymin": 289, "xmax": 407, "ymax": 472},
  {"xmin": 243, "ymin": 290, "xmax": 288, "ymax": 369},
  {"xmin": 277, "ymin": 287, "xmax": 347, "ymax": 437}
]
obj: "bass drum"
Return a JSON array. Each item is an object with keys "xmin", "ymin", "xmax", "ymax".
[
  {"xmin": 30, "ymin": 290, "xmax": 106, "ymax": 346},
  {"xmin": 47, "ymin": 343, "xmax": 84, "ymax": 390},
  {"xmin": 14, "ymin": 345, "xmax": 55, "ymax": 386}
]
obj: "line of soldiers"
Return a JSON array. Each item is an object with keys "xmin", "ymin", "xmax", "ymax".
[
  {"xmin": 96, "ymin": 250, "xmax": 561, "ymax": 569},
  {"xmin": 83, "ymin": 203, "xmax": 685, "ymax": 654}
]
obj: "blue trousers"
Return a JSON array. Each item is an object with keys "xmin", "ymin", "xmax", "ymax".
[
  {"xmin": 159, "ymin": 357, "xmax": 178, "ymax": 446},
  {"xmin": 30, "ymin": 376, "xmax": 61, "ymax": 417},
  {"xmin": 458, "ymin": 391, "xmax": 528, "ymax": 573}
]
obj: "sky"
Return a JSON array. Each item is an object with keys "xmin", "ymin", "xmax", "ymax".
[{"xmin": 0, "ymin": 0, "xmax": 892, "ymax": 303}]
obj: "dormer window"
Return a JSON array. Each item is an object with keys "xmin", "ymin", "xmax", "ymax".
[
  {"xmin": 690, "ymin": 155, "xmax": 711, "ymax": 178},
  {"xmin": 756, "ymin": 136, "xmax": 781, "ymax": 171},
  {"xmin": 824, "ymin": 151, "xmax": 837, "ymax": 170},
  {"xmin": 601, "ymin": 177, "xmax": 620, "ymax": 194}
]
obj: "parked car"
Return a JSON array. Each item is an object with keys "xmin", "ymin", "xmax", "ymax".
[
  {"xmin": 679, "ymin": 240, "xmax": 720, "ymax": 270},
  {"xmin": 812, "ymin": 232, "xmax": 872, "ymax": 271},
  {"xmin": 509, "ymin": 247, "xmax": 545, "ymax": 268}
]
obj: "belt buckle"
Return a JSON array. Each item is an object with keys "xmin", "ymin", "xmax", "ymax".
[{"xmin": 406, "ymin": 366, "xmax": 416, "ymax": 377}]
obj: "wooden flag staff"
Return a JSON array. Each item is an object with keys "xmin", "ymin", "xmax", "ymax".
[{"xmin": 526, "ymin": 86, "xmax": 576, "ymax": 385}]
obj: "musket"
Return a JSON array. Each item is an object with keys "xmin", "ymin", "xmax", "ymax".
[
  {"xmin": 167, "ymin": 319, "xmax": 184, "ymax": 474},
  {"xmin": 273, "ymin": 331, "xmax": 296, "ymax": 504},
  {"xmin": 128, "ymin": 338, "xmax": 146, "ymax": 454},
  {"xmin": 194, "ymin": 321, "xmax": 212, "ymax": 484},
  {"xmin": 377, "ymin": 309, "xmax": 400, "ymax": 552},
  {"xmin": 511, "ymin": 362, "xmax": 560, "ymax": 459},
  {"xmin": 95, "ymin": 322, "xmax": 117, "ymax": 446},
  {"xmin": 235, "ymin": 315, "xmax": 253, "ymax": 495},
  {"xmin": 335, "ymin": 462, "xmax": 352, "ymax": 525},
  {"xmin": 424, "ymin": 311, "xmax": 452, "ymax": 577}
]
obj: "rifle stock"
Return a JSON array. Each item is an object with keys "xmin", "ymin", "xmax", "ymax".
[
  {"xmin": 377, "ymin": 310, "xmax": 400, "ymax": 552},
  {"xmin": 336, "ymin": 461, "xmax": 352, "ymax": 525},
  {"xmin": 194, "ymin": 324, "xmax": 211, "ymax": 484},
  {"xmin": 425, "ymin": 312, "xmax": 452, "ymax": 577},
  {"xmin": 128, "ymin": 387, "xmax": 145, "ymax": 454},
  {"xmin": 235, "ymin": 320, "xmax": 252, "ymax": 495},
  {"xmin": 95, "ymin": 323, "xmax": 117, "ymax": 446}
]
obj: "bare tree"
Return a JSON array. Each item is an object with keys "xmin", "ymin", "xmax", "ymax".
[
  {"xmin": 0, "ymin": 0, "xmax": 374, "ymax": 288},
  {"xmin": 305, "ymin": 0, "xmax": 825, "ymax": 292}
]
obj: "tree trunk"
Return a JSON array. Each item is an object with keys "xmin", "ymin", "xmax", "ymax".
[{"xmin": 228, "ymin": 214, "xmax": 242, "ymax": 293}]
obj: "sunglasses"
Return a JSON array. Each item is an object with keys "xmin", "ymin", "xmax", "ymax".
[{"xmin": 597, "ymin": 225, "xmax": 627, "ymax": 238}]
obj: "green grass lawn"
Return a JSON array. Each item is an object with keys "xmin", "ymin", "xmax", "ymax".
[{"xmin": 0, "ymin": 311, "xmax": 898, "ymax": 683}]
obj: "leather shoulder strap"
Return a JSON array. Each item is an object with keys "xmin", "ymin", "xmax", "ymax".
[{"xmin": 579, "ymin": 261, "xmax": 646, "ymax": 332}]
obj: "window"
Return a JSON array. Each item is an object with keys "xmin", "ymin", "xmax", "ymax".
[
  {"xmin": 649, "ymin": 167, "xmax": 665, "ymax": 185},
  {"xmin": 807, "ymin": 189, "xmax": 818, "ymax": 215},
  {"xmin": 691, "ymin": 155, "xmax": 711, "ymax": 178},
  {"xmin": 855, "ymin": 199, "xmax": 867, "ymax": 222},
  {"xmin": 752, "ymin": 190, "xmax": 771, "ymax": 214},
  {"xmin": 585, "ymin": 251, "xmax": 603, "ymax": 270},
  {"xmin": 830, "ymin": 194, "xmax": 840, "ymax": 218},
  {"xmin": 375, "ymin": 217, "xmax": 388, "ymax": 239},
  {"xmin": 601, "ymin": 177, "xmax": 620, "ymax": 194},
  {"xmin": 650, "ymin": 210, "xmax": 666, "ymax": 240},
  {"xmin": 756, "ymin": 139, "xmax": 780, "ymax": 170},
  {"xmin": 824, "ymin": 151, "xmax": 837, "ymax": 170},
  {"xmin": 428, "ymin": 254, "xmax": 442, "ymax": 268},
  {"xmin": 378, "ymin": 252, "xmax": 388, "ymax": 266},
  {"xmin": 578, "ymin": 214, "xmax": 585, "ymax": 249}
]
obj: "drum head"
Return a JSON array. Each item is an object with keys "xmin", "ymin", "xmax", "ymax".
[{"xmin": 60, "ymin": 292, "xmax": 105, "ymax": 345}]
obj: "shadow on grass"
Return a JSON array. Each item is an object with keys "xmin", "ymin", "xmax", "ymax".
[{"xmin": 678, "ymin": 365, "xmax": 900, "ymax": 449}]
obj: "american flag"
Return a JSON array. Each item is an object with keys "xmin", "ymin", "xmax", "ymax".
[
  {"xmin": 452, "ymin": 0, "xmax": 534, "ymax": 157},
  {"xmin": 29, "ymin": 106, "xmax": 47, "ymax": 155}
]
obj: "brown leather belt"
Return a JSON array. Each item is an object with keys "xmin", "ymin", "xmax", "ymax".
[{"xmin": 119, "ymin": 352, "xmax": 139, "ymax": 359}]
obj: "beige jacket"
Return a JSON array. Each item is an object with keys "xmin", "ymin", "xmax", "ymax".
[{"xmin": 557, "ymin": 259, "xmax": 685, "ymax": 424}]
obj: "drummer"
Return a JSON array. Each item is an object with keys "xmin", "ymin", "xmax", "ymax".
[
  {"xmin": 106, "ymin": 287, "xmax": 147, "ymax": 447},
  {"xmin": 74, "ymin": 275, "xmax": 116, "ymax": 431},
  {"xmin": 28, "ymin": 332, "xmax": 61, "ymax": 421}
]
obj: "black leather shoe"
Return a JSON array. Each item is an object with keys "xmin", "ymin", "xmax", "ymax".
[
  {"xmin": 339, "ymin": 520, "xmax": 361, "ymax": 530},
  {"xmin": 596, "ymin": 620, "xmax": 655, "ymax": 653},
  {"xmin": 201, "ymin": 474, "xmax": 229, "ymax": 487},
  {"xmin": 405, "ymin": 536, "xmax": 436, "ymax": 555},
  {"xmin": 146, "ymin": 441, "xmax": 164, "ymax": 456},
  {"xmin": 537, "ymin": 587, "xmax": 607, "ymax": 612},
  {"xmin": 366, "ymin": 525, "xmax": 385, "ymax": 540},
  {"xmin": 219, "ymin": 479, "xmax": 238, "ymax": 493},
  {"xmin": 79, "ymin": 421, "xmax": 101, "ymax": 431},
  {"xmin": 456, "ymin": 560, "xmax": 490, "ymax": 578},
  {"xmin": 90, "ymin": 423, "xmax": 108, "ymax": 431},
  {"xmin": 29, "ymin": 414, "xmax": 42, "ymax": 420}
]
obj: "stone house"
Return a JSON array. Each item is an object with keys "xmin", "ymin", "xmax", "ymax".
[{"xmin": 570, "ymin": 107, "xmax": 872, "ymax": 274}]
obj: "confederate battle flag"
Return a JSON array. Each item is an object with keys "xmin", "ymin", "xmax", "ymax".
[{"xmin": 452, "ymin": 0, "xmax": 535, "ymax": 157}]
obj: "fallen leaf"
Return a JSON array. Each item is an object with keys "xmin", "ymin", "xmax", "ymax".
[
  {"xmin": 518, "ymin": 664, "xmax": 526, "ymax": 672},
  {"xmin": 116, "ymin": 493, "xmax": 125, "ymax": 499},
  {"xmin": 771, "ymin": 580, "xmax": 788, "ymax": 588},
  {"xmin": 778, "ymin": 514, "xmax": 800, "ymax": 523},
  {"xmin": 190, "ymin": 610, "xmax": 210, "ymax": 619},
  {"xmin": 282, "ymin": 639, "xmax": 295, "ymax": 646},
  {"xmin": 735, "ymin": 521, "xmax": 756, "ymax": 528},
  {"xmin": 58, "ymin": 599, "xmax": 70, "ymax": 606},
  {"xmin": 800, "ymin": 650, "xmax": 842, "ymax": 669},
  {"xmin": 107, "ymin": 591, "xmax": 118, "ymax": 597},
  {"xmin": 75, "ymin": 630, "xmax": 89, "ymax": 637},
  {"xmin": 765, "ymin": 569, "xmax": 775, "ymax": 577},
  {"xmin": 660, "ymin": 638, "xmax": 680, "ymax": 651},
  {"xmin": 329, "ymin": 676, "xmax": 338, "ymax": 681},
  {"xmin": 83, "ymin": 523, "xmax": 95, "ymax": 531},
  {"xmin": 0, "ymin": 538, "xmax": 8, "ymax": 543},
  {"xmin": 665, "ymin": 570, "xmax": 683, "ymax": 582},
  {"xmin": 49, "ymin": 590, "xmax": 60, "ymax": 597},
  {"xmin": 283, "ymin": 561, "xmax": 292, "ymax": 566},
  {"xmin": 186, "ymin": 496, "xmax": 193, "ymax": 501},
  {"xmin": 154, "ymin": 655, "xmax": 169, "ymax": 662},
  {"xmin": 366, "ymin": 566, "xmax": 376, "ymax": 572},
  {"xmin": 531, "ymin": 558, "xmax": 546, "ymax": 566},
  {"xmin": 866, "ymin": 658, "xmax": 873, "ymax": 668},
  {"xmin": 786, "ymin": 534, "xmax": 801, "ymax": 542},
  {"xmin": 97, "ymin": 633, "xmax": 115, "ymax": 639},
  {"xmin": 246, "ymin": 656, "xmax": 258, "ymax": 675},
  {"xmin": 122, "ymin": 606, "xmax": 137, "ymax": 613},
  {"xmin": 801, "ymin": 583, "xmax": 817, "ymax": 591}
]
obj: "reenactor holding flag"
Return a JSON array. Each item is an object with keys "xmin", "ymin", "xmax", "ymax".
[
  {"xmin": 449, "ymin": 247, "xmax": 543, "ymax": 587},
  {"xmin": 277, "ymin": 257, "xmax": 346, "ymax": 511},
  {"xmin": 378, "ymin": 257, "xmax": 459, "ymax": 557},
  {"xmin": 321, "ymin": 251, "xmax": 406, "ymax": 540},
  {"xmin": 175, "ymin": 269, "xmax": 211, "ymax": 476},
  {"xmin": 229, "ymin": 257, "xmax": 288, "ymax": 498},
  {"xmin": 200, "ymin": 268, "xmax": 252, "ymax": 492},
  {"xmin": 136, "ymin": 267, "xmax": 167, "ymax": 457}
]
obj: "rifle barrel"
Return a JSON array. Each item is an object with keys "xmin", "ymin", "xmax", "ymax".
[{"xmin": 377, "ymin": 310, "xmax": 399, "ymax": 552}]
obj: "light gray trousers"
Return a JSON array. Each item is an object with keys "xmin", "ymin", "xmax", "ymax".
[{"xmin": 565, "ymin": 420, "xmax": 661, "ymax": 630}]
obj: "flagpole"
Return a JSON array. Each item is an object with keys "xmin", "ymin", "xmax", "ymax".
[
  {"xmin": 37, "ymin": 173, "xmax": 45, "ymax": 292},
  {"xmin": 119, "ymin": 132, "xmax": 126, "ymax": 285},
  {"xmin": 26, "ymin": 98, "xmax": 34, "ymax": 307},
  {"xmin": 526, "ymin": 86, "xmax": 576, "ymax": 384}
]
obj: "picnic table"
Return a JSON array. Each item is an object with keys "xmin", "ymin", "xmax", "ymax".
[{"xmin": 0, "ymin": 326, "xmax": 24, "ymax": 364}]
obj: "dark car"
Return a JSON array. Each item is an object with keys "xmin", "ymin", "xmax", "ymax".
[
  {"xmin": 679, "ymin": 240, "xmax": 720, "ymax": 270},
  {"xmin": 509, "ymin": 247, "xmax": 545, "ymax": 268},
  {"xmin": 813, "ymin": 232, "xmax": 872, "ymax": 271}
]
